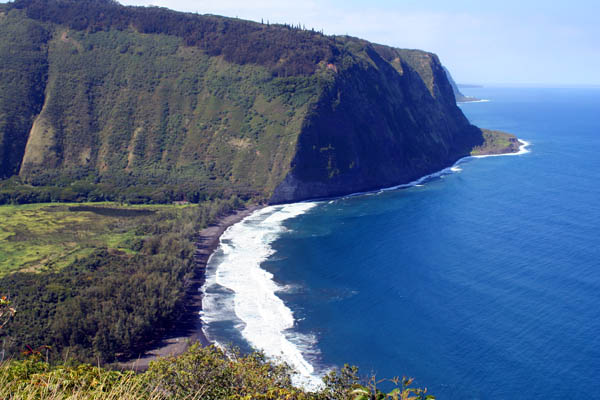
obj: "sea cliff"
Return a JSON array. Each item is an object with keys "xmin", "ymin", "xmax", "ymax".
[
  {"xmin": 270, "ymin": 45, "xmax": 484, "ymax": 203},
  {"xmin": 0, "ymin": 0, "xmax": 514, "ymax": 205}
]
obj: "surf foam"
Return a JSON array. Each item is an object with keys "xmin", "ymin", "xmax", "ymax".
[
  {"xmin": 200, "ymin": 138, "xmax": 531, "ymax": 389},
  {"xmin": 201, "ymin": 202, "xmax": 322, "ymax": 389},
  {"xmin": 328, "ymin": 139, "xmax": 531, "ymax": 201},
  {"xmin": 458, "ymin": 99, "xmax": 491, "ymax": 103},
  {"xmin": 471, "ymin": 139, "xmax": 531, "ymax": 158}
]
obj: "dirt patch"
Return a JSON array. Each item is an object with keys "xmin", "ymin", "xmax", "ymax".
[
  {"xmin": 229, "ymin": 138, "xmax": 251, "ymax": 149},
  {"xmin": 59, "ymin": 30, "xmax": 83, "ymax": 52}
]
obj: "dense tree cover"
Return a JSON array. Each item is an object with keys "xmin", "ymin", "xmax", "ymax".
[
  {"xmin": 0, "ymin": 175, "xmax": 256, "ymax": 205},
  {"xmin": 0, "ymin": 9, "xmax": 48, "ymax": 178},
  {"xmin": 1, "ymin": 7, "xmax": 325, "ymax": 200},
  {"xmin": 2, "ymin": 248, "xmax": 190, "ymax": 362},
  {"xmin": 3, "ymin": 275, "xmax": 435, "ymax": 399},
  {"xmin": 10, "ymin": 0, "xmax": 338, "ymax": 77},
  {"xmin": 1, "ymin": 0, "xmax": 485, "ymax": 205},
  {"xmin": 0, "ymin": 197, "xmax": 243, "ymax": 363},
  {"xmin": 0, "ymin": 344, "xmax": 435, "ymax": 399}
]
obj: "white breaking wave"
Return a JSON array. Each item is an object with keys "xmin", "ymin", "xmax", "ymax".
[
  {"xmin": 201, "ymin": 202, "xmax": 322, "ymax": 389},
  {"xmin": 200, "ymin": 138, "xmax": 531, "ymax": 390},
  {"xmin": 458, "ymin": 99, "xmax": 491, "ymax": 103},
  {"xmin": 343, "ymin": 139, "xmax": 531, "ymax": 198},
  {"xmin": 471, "ymin": 139, "xmax": 531, "ymax": 158}
]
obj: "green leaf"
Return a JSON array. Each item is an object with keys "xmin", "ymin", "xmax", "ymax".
[{"xmin": 351, "ymin": 387, "xmax": 371, "ymax": 400}]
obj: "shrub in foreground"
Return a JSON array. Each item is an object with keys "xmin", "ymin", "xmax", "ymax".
[{"xmin": 0, "ymin": 344, "xmax": 434, "ymax": 399}]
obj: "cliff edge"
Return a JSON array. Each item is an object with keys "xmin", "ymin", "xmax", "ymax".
[{"xmin": 0, "ymin": 0, "xmax": 513, "ymax": 204}]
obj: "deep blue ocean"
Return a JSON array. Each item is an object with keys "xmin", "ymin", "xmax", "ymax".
[{"xmin": 203, "ymin": 87, "xmax": 600, "ymax": 398}]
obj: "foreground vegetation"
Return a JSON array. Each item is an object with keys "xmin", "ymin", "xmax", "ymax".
[
  {"xmin": 0, "ymin": 198, "xmax": 243, "ymax": 363},
  {"xmin": 0, "ymin": 343, "xmax": 434, "ymax": 400},
  {"xmin": 0, "ymin": 201, "xmax": 436, "ymax": 399},
  {"xmin": 2, "ymin": 298, "xmax": 435, "ymax": 399}
]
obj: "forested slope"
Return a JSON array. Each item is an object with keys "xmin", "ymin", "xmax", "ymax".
[{"xmin": 0, "ymin": 0, "xmax": 500, "ymax": 205}]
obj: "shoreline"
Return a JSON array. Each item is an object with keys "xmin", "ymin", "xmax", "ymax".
[
  {"xmin": 458, "ymin": 99, "xmax": 490, "ymax": 103},
  {"xmin": 192, "ymin": 138, "xmax": 531, "ymax": 386},
  {"xmin": 199, "ymin": 202, "xmax": 323, "ymax": 389},
  {"xmin": 118, "ymin": 205, "xmax": 263, "ymax": 371},
  {"xmin": 310, "ymin": 139, "xmax": 531, "ymax": 202},
  {"xmin": 472, "ymin": 139, "xmax": 530, "ymax": 158},
  {"xmin": 119, "ymin": 138, "xmax": 530, "ymax": 371}
]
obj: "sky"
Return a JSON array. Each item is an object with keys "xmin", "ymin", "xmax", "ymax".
[
  {"xmin": 114, "ymin": 0, "xmax": 599, "ymax": 86},
  {"xmin": 5, "ymin": 0, "xmax": 600, "ymax": 85}
]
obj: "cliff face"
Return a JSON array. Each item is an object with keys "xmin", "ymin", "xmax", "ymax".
[
  {"xmin": 442, "ymin": 66, "xmax": 480, "ymax": 103},
  {"xmin": 0, "ymin": 10, "xmax": 49, "ymax": 178},
  {"xmin": 0, "ymin": 0, "xmax": 485, "ymax": 203},
  {"xmin": 270, "ymin": 45, "xmax": 482, "ymax": 203}
]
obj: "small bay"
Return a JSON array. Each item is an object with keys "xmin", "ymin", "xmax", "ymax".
[{"xmin": 204, "ymin": 87, "xmax": 600, "ymax": 398}]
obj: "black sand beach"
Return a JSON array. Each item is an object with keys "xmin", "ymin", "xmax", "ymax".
[{"xmin": 119, "ymin": 205, "xmax": 262, "ymax": 370}]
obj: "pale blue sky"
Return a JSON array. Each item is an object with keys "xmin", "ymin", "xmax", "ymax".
[
  {"xmin": 119, "ymin": 0, "xmax": 600, "ymax": 86},
  {"xmin": 5, "ymin": 0, "xmax": 600, "ymax": 85}
]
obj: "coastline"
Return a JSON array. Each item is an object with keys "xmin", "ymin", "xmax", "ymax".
[
  {"xmin": 199, "ymin": 202, "xmax": 323, "ymax": 389},
  {"xmin": 118, "ymin": 204, "xmax": 263, "ymax": 371},
  {"xmin": 321, "ymin": 139, "xmax": 531, "ymax": 201},
  {"xmin": 472, "ymin": 139, "xmax": 530, "ymax": 158},
  {"xmin": 458, "ymin": 99, "xmax": 490, "ymax": 103},
  {"xmin": 192, "ymin": 138, "xmax": 531, "ymax": 386},
  {"xmin": 120, "ymin": 137, "xmax": 530, "ymax": 372}
]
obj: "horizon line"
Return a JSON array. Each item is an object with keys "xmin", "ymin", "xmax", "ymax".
[{"xmin": 459, "ymin": 83, "xmax": 600, "ymax": 88}]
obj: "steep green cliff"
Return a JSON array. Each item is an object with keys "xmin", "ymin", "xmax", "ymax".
[
  {"xmin": 0, "ymin": 7, "xmax": 49, "ymax": 178},
  {"xmin": 271, "ymin": 44, "xmax": 483, "ymax": 202},
  {"xmin": 0, "ymin": 0, "xmax": 504, "ymax": 204}
]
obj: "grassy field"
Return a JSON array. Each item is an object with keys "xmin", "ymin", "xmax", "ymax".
[
  {"xmin": 0, "ymin": 197, "xmax": 244, "ymax": 363},
  {"xmin": 0, "ymin": 202, "xmax": 189, "ymax": 277},
  {"xmin": 471, "ymin": 129, "xmax": 520, "ymax": 156}
]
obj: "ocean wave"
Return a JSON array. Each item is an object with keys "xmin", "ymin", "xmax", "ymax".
[
  {"xmin": 336, "ymin": 139, "xmax": 531, "ymax": 199},
  {"xmin": 458, "ymin": 99, "xmax": 491, "ymax": 103},
  {"xmin": 471, "ymin": 139, "xmax": 531, "ymax": 158},
  {"xmin": 200, "ymin": 138, "xmax": 531, "ymax": 389},
  {"xmin": 201, "ymin": 202, "xmax": 322, "ymax": 389}
]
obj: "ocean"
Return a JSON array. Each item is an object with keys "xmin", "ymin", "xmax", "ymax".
[{"xmin": 201, "ymin": 87, "xmax": 600, "ymax": 398}]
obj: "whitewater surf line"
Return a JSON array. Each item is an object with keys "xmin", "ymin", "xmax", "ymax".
[
  {"xmin": 201, "ymin": 202, "xmax": 322, "ymax": 388},
  {"xmin": 472, "ymin": 139, "xmax": 531, "ymax": 158},
  {"xmin": 335, "ymin": 139, "xmax": 531, "ymax": 200},
  {"xmin": 200, "ymin": 138, "xmax": 530, "ymax": 388},
  {"xmin": 458, "ymin": 99, "xmax": 491, "ymax": 103}
]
